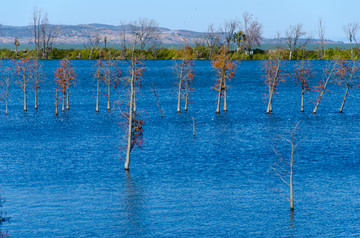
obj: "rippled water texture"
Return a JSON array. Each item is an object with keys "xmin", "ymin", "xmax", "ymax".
[{"xmin": 0, "ymin": 60, "xmax": 359, "ymax": 237}]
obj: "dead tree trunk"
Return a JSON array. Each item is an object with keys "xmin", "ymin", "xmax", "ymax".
[
  {"xmin": 125, "ymin": 67, "xmax": 134, "ymax": 171},
  {"xmin": 177, "ymin": 66, "xmax": 184, "ymax": 113},
  {"xmin": 96, "ymin": 78, "xmax": 99, "ymax": 112},
  {"xmin": 339, "ymin": 85, "xmax": 349, "ymax": 113},
  {"xmin": 23, "ymin": 75, "xmax": 27, "ymax": 112},
  {"xmin": 107, "ymin": 83, "xmax": 111, "ymax": 110}
]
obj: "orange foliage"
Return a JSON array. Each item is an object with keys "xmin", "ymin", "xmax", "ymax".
[
  {"xmin": 211, "ymin": 47, "xmax": 236, "ymax": 92},
  {"xmin": 54, "ymin": 59, "xmax": 77, "ymax": 95}
]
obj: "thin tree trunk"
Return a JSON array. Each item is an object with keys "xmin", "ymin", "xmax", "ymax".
[
  {"xmin": 290, "ymin": 146, "xmax": 294, "ymax": 211},
  {"xmin": 23, "ymin": 76, "xmax": 27, "ymax": 112},
  {"xmin": 216, "ymin": 77, "xmax": 223, "ymax": 114},
  {"xmin": 339, "ymin": 85, "xmax": 350, "ymax": 113},
  {"xmin": 55, "ymin": 88, "xmax": 58, "ymax": 115},
  {"xmin": 185, "ymin": 78, "xmax": 189, "ymax": 112},
  {"xmin": 313, "ymin": 89, "xmax": 325, "ymax": 114},
  {"xmin": 152, "ymin": 85, "xmax": 163, "ymax": 118},
  {"xmin": 301, "ymin": 88, "xmax": 304, "ymax": 112},
  {"xmin": 35, "ymin": 84, "xmax": 38, "ymax": 110},
  {"xmin": 133, "ymin": 92, "xmax": 136, "ymax": 113},
  {"xmin": 62, "ymin": 94, "xmax": 65, "ymax": 112},
  {"xmin": 266, "ymin": 93, "xmax": 273, "ymax": 114},
  {"xmin": 5, "ymin": 90, "xmax": 8, "ymax": 115},
  {"xmin": 223, "ymin": 79, "xmax": 227, "ymax": 112},
  {"xmin": 177, "ymin": 66, "xmax": 183, "ymax": 113},
  {"xmin": 66, "ymin": 88, "xmax": 69, "ymax": 110},
  {"xmin": 107, "ymin": 83, "xmax": 111, "ymax": 110},
  {"xmin": 289, "ymin": 50, "xmax": 293, "ymax": 60},
  {"xmin": 192, "ymin": 117, "xmax": 195, "ymax": 138},
  {"xmin": 125, "ymin": 70, "xmax": 134, "ymax": 171},
  {"xmin": 96, "ymin": 78, "xmax": 99, "ymax": 112}
]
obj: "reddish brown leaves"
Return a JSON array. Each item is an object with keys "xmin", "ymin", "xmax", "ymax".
[
  {"xmin": 95, "ymin": 59, "xmax": 122, "ymax": 89},
  {"xmin": 294, "ymin": 60, "xmax": 312, "ymax": 91},
  {"xmin": 211, "ymin": 47, "xmax": 236, "ymax": 91},
  {"xmin": 264, "ymin": 59, "xmax": 285, "ymax": 96},
  {"xmin": 54, "ymin": 59, "xmax": 77, "ymax": 95}
]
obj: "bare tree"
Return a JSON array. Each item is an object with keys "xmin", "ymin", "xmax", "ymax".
[
  {"xmin": 132, "ymin": 18, "xmax": 160, "ymax": 51},
  {"xmin": 285, "ymin": 24, "xmax": 310, "ymax": 60},
  {"xmin": 119, "ymin": 21, "xmax": 128, "ymax": 58},
  {"xmin": 343, "ymin": 22, "xmax": 359, "ymax": 60},
  {"xmin": 222, "ymin": 19, "xmax": 238, "ymax": 50},
  {"xmin": 271, "ymin": 122, "xmax": 300, "ymax": 211},
  {"xmin": 312, "ymin": 60, "xmax": 340, "ymax": 114},
  {"xmin": 40, "ymin": 13, "xmax": 60, "ymax": 59},
  {"xmin": 85, "ymin": 33, "xmax": 101, "ymax": 59},
  {"xmin": 242, "ymin": 12, "xmax": 263, "ymax": 53},
  {"xmin": 32, "ymin": 7, "xmax": 42, "ymax": 58},
  {"xmin": 205, "ymin": 24, "xmax": 221, "ymax": 59},
  {"xmin": 318, "ymin": 19, "xmax": 326, "ymax": 59}
]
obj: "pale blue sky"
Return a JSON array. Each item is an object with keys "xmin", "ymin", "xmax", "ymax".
[{"xmin": 1, "ymin": 0, "xmax": 359, "ymax": 40}]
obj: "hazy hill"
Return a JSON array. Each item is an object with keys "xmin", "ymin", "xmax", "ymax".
[{"xmin": 0, "ymin": 23, "xmax": 342, "ymax": 47}]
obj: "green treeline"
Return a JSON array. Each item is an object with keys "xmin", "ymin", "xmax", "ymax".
[{"xmin": 1, "ymin": 46, "xmax": 359, "ymax": 60}]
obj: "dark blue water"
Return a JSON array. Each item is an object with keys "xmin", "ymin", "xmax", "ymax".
[{"xmin": 0, "ymin": 60, "xmax": 359, "ymax": 237}]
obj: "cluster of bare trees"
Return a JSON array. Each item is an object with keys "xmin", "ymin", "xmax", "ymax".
[
  {"xmin": 32, "ymin": 7, "xmax": 60, "ymax": 59},
  {"xmin": 198, "ymin": 12, "xmax": 263, "ymax": 58}
]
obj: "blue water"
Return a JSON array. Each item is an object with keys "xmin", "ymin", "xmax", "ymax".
[{"xmin": 0, "ymin": 60, "xmax": 359, "ymax": 237}]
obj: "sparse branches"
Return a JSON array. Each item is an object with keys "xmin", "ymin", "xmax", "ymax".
[
  {"xmin": 242, "ymin": 12, "xmax": 263, "ymax": 53},
  {"xmin": 175, "ymin": 45, "xmax": 195, "ymax": 113},
  {"xmin": 285, "ymin": 24, "xmax": 310, "ymax": 60},
  {"xmin": 336, "ymin": 60, "xmax": 359, "ymax": 112},
  {"xmin": 343, "ymin": 23, "xmax": 359, "ymax": 60},
  {"xmin": 95, "ymin": 59, "xmax": 121, "ymax": 111},
  {"xmin": 318, "ymin": 19, "xmax": 326, "ymax": 59},
  {"xmin": 264, "ymin": 53, "xmax": 285, "ymax": 113},
  {"xmin": 222, "ymin": 19, "xmax": 238, "ymax": 50},
  {"xmin": 205, "ymin": 24, "xmax": 221, "ymax": 59},
  {"xmin": 124, "ymin": 46, "xmax": 145, "ymax": 170},
  {"xmin": 294, "ymin": 60, "xmax": 312, "ymax": 112},
  {"xmin": 86, "ymin": 33, "xmax": 101, "ymax": 59},
  {"xmin": 13, "ymin": 59, "xmax": 37, "ymax": 111},
  {"xmin": 211, "ymin": 46, "xmax": 236, "ymax": 113},
  {"xmin": 312, "ymin": 59, "xmax": 340, "ymax": 114},
  {"xmin": 271, "ymin": 122, "xmax": 300, "ymax": 211},
  {"xmin": 132, "ymin": 18, "xmax": 160, "ymax": 51}
]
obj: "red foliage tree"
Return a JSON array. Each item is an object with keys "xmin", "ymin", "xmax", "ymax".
[
  {"xmin": 211, "ymin": 46, "xmax": 236, "ymax": 113},
  {"xmin": 294, "ymin": 60, "xmax": 312, "ymax": 112},
  {"xmin": 54, "ymin": 59, "xmax": 77, "ymax": 113}
]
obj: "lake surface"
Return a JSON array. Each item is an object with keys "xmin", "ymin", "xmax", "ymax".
[{"xmin": 0, "ymin": 60, "xmax": 359, "ymax": 237}]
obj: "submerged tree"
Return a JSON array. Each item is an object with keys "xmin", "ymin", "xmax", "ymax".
[
  {"xmin": 271, "ymin": 122, "xmax": 300, "ymax": 211},
  {"xmin": 95, "ymin": 59, "xmax": 121, "ymax": 112},
  {"xmin": 175, "ymin": 45, "xmax": 195, "ymax": 113},
  {"xmin": 294, "ymin": 60, "xmax": 312, "ymax": 112},
  {"xmin": 211, "ymin": 46, "xmax": 236, "ymax": 113},
  {"xmin": 124, "ymin": 45, "xmax": 145, "ymax": 171},
  {"xmin": 264, "ymin": 52, "xmax": 285, "ymax": 114},
  {"xmin": 54, "ymin": 59, "xmax": 77, "ymax": 113},
  {"xmin": 312, "ymin": 60, "xmax": 340, "ymax": 114},
  {"xmin": 13, "ymin": 59, "xmax": 37, "ymax": 111},
  {"xmin": 335, "ymin": 60, "xmax": 359, "ymax": 113}
]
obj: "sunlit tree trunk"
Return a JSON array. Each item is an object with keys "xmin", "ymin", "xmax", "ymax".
[
  {"xmin": 125, "ymin": 70, "xmax": 134, "ymax": 171},
  {"xmin": 5, "ymin": 88, "xmax": 8, "ymax": 115},
  {"xmin": 62, "ymin": 93, "xmax": 65, "ymax": 112},
  {"xmin": 301, "ymin": 88, "xmax": 304, "ymax": 112},
  {"xmin": 96, "ymin": 78, "xmax": 99, "ymax": 112},
  {"xmin": 290, "ymin": 142, "xmax": 294, "ymax": 211},
  {"xmin": 185, "ymin": 79, "xmax": 189, "ymax": 112},
  {"xmin": 107, "ymin": 83, "xmax": 111, "ymax": 110},
  {"xmin": 339, "ymin": 85, "xmax": 349, "ymax": 113},
  {"xmin": 55, "ymin": 88, "xmax": 58, "ymax": 115},
  {"xmin": 177, "ymin": 66, "xmax": 183, "ymax": 113},
  {"xmin": 216, "ymin": 76, "xmax": 223, "ymax": 114},
  {"xmin": 66, "ymin": 88, "xmax": 69, "ymax": 110},
  {"xmin": 23, "ymin": 74, "xmax": 27, "ymax": 112},
  {"xmin": 223, "ymin": 78, "xmax": 227, "ymax": 112},
  {"xmin": 35, "ymin": 84, "xmax": 38, "ymax": 110}
]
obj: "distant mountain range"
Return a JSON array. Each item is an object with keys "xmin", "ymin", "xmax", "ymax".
[{"xmin": 0, "ymin": 23, "xmax": 344, "ymax": 47}]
